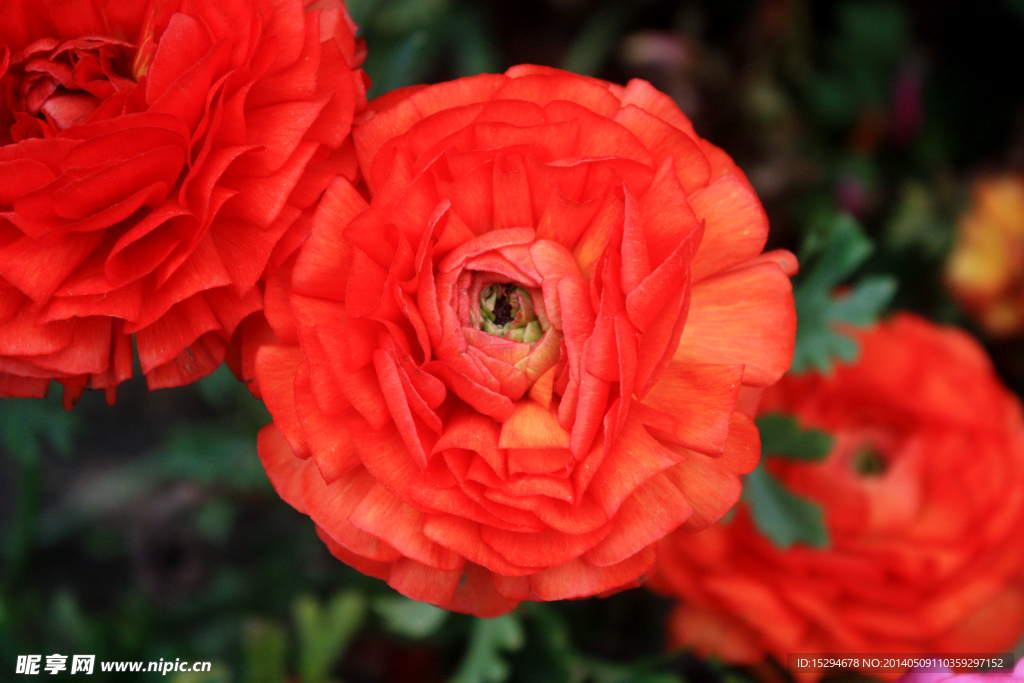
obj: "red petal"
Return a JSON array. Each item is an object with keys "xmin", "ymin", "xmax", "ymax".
[
  {"xmin": 135, "ymin": 292, "xmax": 222, "ymax": 373},
  {"xmin": 144, "ymin": 331, "xmax": 226, "ymax": 389},
  {"xmin": 257, "ymin": 424, "xmax": 310, "ymax": 514},
  {"xmin": 496, "ymin": 73, "xmax": 620, "ymax": 118},
  {"xmin": 294, "ymin": 361, "xmax": 360, "ymax": 482},
  {"xmin": 373, "ymin": 349, "xmax": 429, "ymax": 469},
  {"xmin": 433, "ymin": 408, "xmax": 505, "ymax": 477},
  {"xmin": 301, "ymin": 463, "xmax": 403, "ymax": 562},
  {"xmin": 527, "ymin": 543, "xmax": 657, "ymax": 601},
  {"xmin": 0, "ymin": 230, "xmax": 103, "ymax": 303},
  {"xmin": 422, "ymin": 515, "xmax": 535, "ymax": 576},
  {"xmin": 688, "ymin": 173, "xmax": 770, "ymax": 283},
  {"xmin": 348, "ymin": 418, "xmax": 422, "ymax": 504},
  {"xmin": 499, "ymin": 401, "xmax": 571, "ymax": 449},
  {"xmin": 442, "ymin": 562, "xmax": 519, "ymax": 617},
  {"xmin": 387, "ymin": 556, "xmax": 462, "ymax": 606},
  {"xmin": 480, "ymin": 520, "xmax": 614, "ymax": 568},
  {"xmin": 673, "ymin": 262, "xmax": 796, "ymax": 388},
  {"xmin": 583, "ymin": 471, "xmax": 693, "ymax": 567},
  {"xmin": 664, "ymin": 411, "xmax": 760, "ymax": 531},
  {"xmin": 254, "ymin": 344, "xmax": 310, "ymax": 459},
  {"xmin": 615, "ymin": 104, "xmax": 709, "ymax": 193},
  {"xmin": 586, "ymin": 415, "xmax": 685, "ymax": 516},
  {"xmin": 493, "ymin": 153, "xmax": 533, "ymax": 231},
  {"xmin": 317, "ymin": 526, "xmax": 393, "ymax": 581},
  {"xmin": 348, "ymin": 481, "xmax": 465, "ymax": 571},
  {"xmin": 618, "ymin": 78, "xmax": 698, "ymax": 139},
  {"xmin": 642, "ymin": 362, "xmax": 744, "ymax": 455},
  {"xmin": 0, "ymin": 373, "xmax": 50, "ymax": 398},
  {"xmin": 639, "ymin": 157, "xmax": 702, "ymax": 269}
]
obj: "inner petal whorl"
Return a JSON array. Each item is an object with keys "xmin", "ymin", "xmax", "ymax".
[{"xmin": 479, "ymin": 282, "xmax": 543, "ymax": 342}]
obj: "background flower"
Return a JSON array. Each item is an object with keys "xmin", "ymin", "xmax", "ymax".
[
  {"xmin": 652, "ymin": 314, "xmax": 1024, "ymax": 677},
  {"xmin": 0, "ymin": 0, "xmax": 365, "ymax": 406},
  {"xmin": 946, "ymin": 175, "xmax": 1024, "ymax": 337},
  {"xmin": 250, "ymin": 65, "xmax": 796, "ymax": 615}
]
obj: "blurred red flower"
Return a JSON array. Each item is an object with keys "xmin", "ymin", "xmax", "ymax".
[
  {"xmin": 0, "ymin": 0, "xmax": 366, "ymax": 405},
  {"xmin": 252, "ymin": 65, "xmax": 796, "ymax": 616},
  {"xmin": 653, "ymin": 314, "xmax": 1024, "ymax": 677}
]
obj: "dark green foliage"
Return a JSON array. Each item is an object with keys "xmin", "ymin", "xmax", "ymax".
[
  {"xmin": 792, "ymin": 212, "xmax": 897, "ymax": 373},
  {"xmin": 755, "ymin": 414, "xmax": 833, "ymax": 462},
  {"xmin": 742, "ymin": 464, "xmax": 830, "ymax": 550}
]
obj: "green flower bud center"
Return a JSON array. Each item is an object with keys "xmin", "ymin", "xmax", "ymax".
[
  {"xmin": 852, "ymin": 446, "xmax": 887, "ymax": 477},
  {"xmin": 479, "ymin": 283, "xmax": 543, "ymax": 343}
]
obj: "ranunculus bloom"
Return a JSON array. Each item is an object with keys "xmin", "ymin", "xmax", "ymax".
[
  {"xmin": 946, "ymin": 175, "xmax": 1024, "ymax": 337},
  {"xmin": 652, "ymin": 314, "xmax": 1024, "ymax": 677},
  {"xmin": 0, "ymin": 0, "xmax": 365, "ymax": 405},
  {"xmin": 253, "ymin": 65, "xmax": 796, "ymax": 616}
]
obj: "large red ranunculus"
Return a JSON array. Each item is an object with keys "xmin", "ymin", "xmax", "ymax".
[
  {"xmin": 252, "ymin": 66, "xmax": 797, "ymax": 615},
  {"xmin": 652, "ymin": 314, "xmax": 1024, "ymax": 676},
  {"xmin": 0, "ymin": 0, "xmax": 366, "ymax": 406}
]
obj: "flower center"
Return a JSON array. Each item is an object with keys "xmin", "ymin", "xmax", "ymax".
[
  {"xmin": 479, "ymin": 283, "xmax": 543, "ymax": 343},
  {"xmin": 3, "ymin": 37, "xmax": 136, "ymax": 143},
  {"xmin": 852, "ymin": 446, "xmax": 887, "ymax": 477}
]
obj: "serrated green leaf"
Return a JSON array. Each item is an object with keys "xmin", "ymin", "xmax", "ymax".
[
  {"xmin": 743, "ymin": 464, "xmax": 829, "ymax": 549},
  {"xmin": 295, "ymin": 590, "xmax": 366, "ymax": 683},
  {"xmin": 829, "ymin": 276, "xmax": 898, "ymax": 326},
  {"xmin": 791, "ymin": 212, "xmax": 897, "ymax": 374},
  {"xmin": 448, "ymin": 614, "xmax": 525, "ymax": 683},
  {"xmin": 755, "ymin": 414, "xmax": 834, "ymax": 461},
  {"xmin": 372, "ymin": 595, "xmax": 447, "ymax": 639}
]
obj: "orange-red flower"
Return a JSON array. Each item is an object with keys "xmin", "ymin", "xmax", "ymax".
[
  {"xmin": 652, "ymin": 314, "xmax": 1024, "ymax": 676},
  {"xmin": 946, "ymin": 174, "xmax": 1024, "ymax": 337},
  {"xmin": 0, "ymin": 0, "xmax": 366, "ymax": 406},
  {"xmin": 253, "ymin": 66, "xmax": 796, "ymax": 615}
]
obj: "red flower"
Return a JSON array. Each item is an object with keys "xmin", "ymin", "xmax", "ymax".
[
  {"xmin": 0, "ymin": 0, "xmax": 366, "ymax": 406},
  {"xmin": 652, "ymin": 314, "xmax": 1024, "ymax": 677},
  {"xmin": 253, "ymin": 66, "xmax": 796, "ymax": 615}
]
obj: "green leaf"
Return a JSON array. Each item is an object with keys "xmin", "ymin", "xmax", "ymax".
[
  {"xmin": 743, "ymin": 464, "xmax": 829, "ymax": 549},
  {"xmin": 294, "ymin": 590, "xmax": 367, "ymax": 683},
  {"xmin": 372, "ymin": 595, "xmax": 448, "ymax": 639},
  {"xmin": 0, "ymin": 392, "xmax": 80, "ymax": 465},
  {"xmin": 448, "ymin": 614, "xmax": 525, "ymax": 683},
  {"xmin": 829, "ymin": 275, "xmax": 899, "ymax": 327},
  {"xmin": 242, "ymin": 618, "xmax": 289, "ymax": 683},
  {"xmin": 791, "ymin": 212, "xmax": 897, "ymax": 373},
  {"xmin": 755, "ymin": 414, "xmax": 833, "ymax": 461}
]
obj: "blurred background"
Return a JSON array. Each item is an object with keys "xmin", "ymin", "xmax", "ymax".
[{"xmin": 3, "ymin": 0, "xmax": 1024, "ymax": 680}]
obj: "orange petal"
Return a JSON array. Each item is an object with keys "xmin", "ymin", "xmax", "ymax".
[
  {"xmin": 642, "ymin": 361, "xmax": 744, "ymax": 456},
  {"xmin": 254, "ymin": 343, "xmax": 310, "ymax": 459},
  {"xmin": 527, "ymin": 543, "xmax": 657, "ymax": 601},
  {"xmin": 257, "ymin": 424, "xmax": 310, "ymax": 514},
  {"xmin": 442, "ymin": 562, "xmax": 520, "ymax": 617},
  {"xmin": 583, "ymin": 471, "xmax": 693, "ymax": 567},
  {"xmin": 664, "ymin": 412, "xmax": 760, "ymax": 531},
  {"xmin": 480, "ymin": 520, "xmax": 614, "ymax": 568},
  {"xmin": 673, "ymin": 261, "xmax": 795, "ymax": 388},
  {"xmin": 301, "ymin": 463, "xmax": 402, "ymax": 563},
  {"xmin": 422, "ymin": 515, "xmax": 535, "ymax": 576},
  {"xmin": 688, "ymin": 173, "xmax": 770, "ymax": 283},
  {"xmin": 317, "ymin": 526, "xmax": 393, "ymax": 581},
  {"xmin": 387, "ymin": 556, "xmax": 463, "ymax": 606},
  {"xmin": 586, "ymin": 415, "xmax": 685, "ymax": 516},
  {"xmin": 293, "ymin": 361, "xmax": 360, "ymax": 483},
  {"xmin": 349, "ymin": 483, "xmax": 466, "ymax": 572},
  {"xmin": 499, "ymin": 401, "xmax": 571, "ymax": 449}
]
